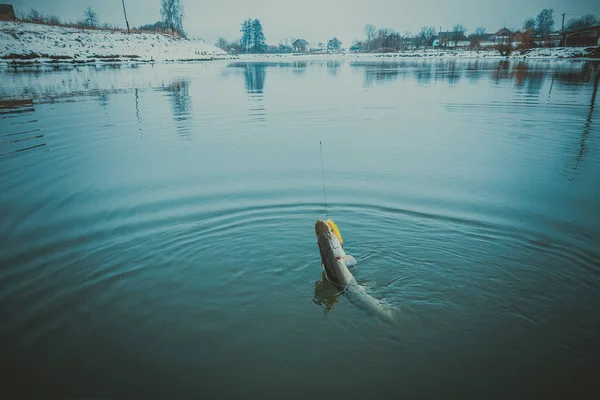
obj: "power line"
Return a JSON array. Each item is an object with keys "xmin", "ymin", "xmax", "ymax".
[
  {"xmin": 121, "ymin": 0, "xmax": 130, "ymax": 33},
  {"xmin": 563, "ymin": 13, "xmax": 592, "ymax": 18}
]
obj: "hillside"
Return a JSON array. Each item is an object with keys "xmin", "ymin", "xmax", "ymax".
[{"xmin": 0, "ymin": 21, "xmax": 230, "ymax": 64}]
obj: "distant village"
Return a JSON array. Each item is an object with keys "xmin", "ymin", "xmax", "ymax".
[
  {"xmin": 214, "ymin": 9, "xmax": 600, "ymax": 56},
  {"xmin": 1, "ymin": 3, "xmax": 599, "ymax": 58},
  {"xmin": 288, "ymin": 25, "xmax": 599, "ymax": 54},
  {"xmin": 264, "ymin": 19, "xmax": 599, "ymax": 56}
]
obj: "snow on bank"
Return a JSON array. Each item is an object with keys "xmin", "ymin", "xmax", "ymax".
[
  {"xmin": 237, "ymin": 46, "xmax": 599, "ymax": 61},
  {"xmin": 345, "ymin": 47, "xmax": 597, "ymax": 59},
  {"xmin": 0, "ymin": 21, "xmax": 231, "ymax": 64}
]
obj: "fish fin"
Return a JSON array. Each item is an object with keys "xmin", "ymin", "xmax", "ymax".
[{"xmin": 342, "ymin": 255, "xmax": 357, "ymax": 267}]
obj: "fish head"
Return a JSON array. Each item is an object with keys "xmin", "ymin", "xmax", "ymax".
[
  {"xmin": 315, "ymin": 219, "xmax": 333, "ymax": 238},
  {"xmin": 315, "ymin": 219, "xmax": 348, "ymax": 286}
]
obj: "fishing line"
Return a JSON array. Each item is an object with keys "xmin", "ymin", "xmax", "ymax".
[{"xmin": 320, "ymin": 141, "xmax": 328, "ymax": 218}]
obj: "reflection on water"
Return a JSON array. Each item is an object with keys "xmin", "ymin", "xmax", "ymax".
[
  {"xmin": 1, "ymin": 59, "xmax": 599, "ymax": 398},
  {"xmin": 464, "ymin": 60, "xmax": 483, "ymax": 83},
  {"xmin": 573, "ymin": 64, "xmax": 599, "ymax": 175},
  {"xmin": 0, "ymin": 100, "xmax": 46, "ymax": 157},
  {"xmin": 327, "ymin": 61, "xmax": 341, "ymax": 76},
  {"xmin": 225, "ymin": 63, "xmax": 268, "ymax": 122},
  {"xmin": 159, "ymin": 79, "xmax": 194, "ymax": 136},
  {"xmin": 446, "ymin": 60, "xmax": 461, "ymax": 85},
  {"xmin": 353, "ymin": 61, "xmax": 412, "ymax": 87},
  {"xmin": 243, "ymin": 63, "xmax": 266, "ymax": 93},
  {"xmin": 161, "ymin": 80, "xmax": 192, "ymax": 121},
  {"xmin": 98, "ymin": 91, "xmax": 110, "ymax": 111},
  {"xmin": 291, "ymin": 61, "xmax": 307, "ymax": 75},
  {"xmin": 345, "ymin": 59, "xmax": 599, "ymax": 94},
  {"xmin": 313, "ymin": 271, "xmax": 341, "ymax": 313},
  {"xmin": 512, "ymin": 62, "xmax": 545, "ymax": 94},
  {"xmin": 414, "ymin": 63, "xmax": 433, "ymax": 85},
  {"xmin": 135, "ymin": 88, "xmax": 140, "ymax": 123},
  {"xmin": 491, "ymin": 60, "xmax": 511, "ymax": 83}
]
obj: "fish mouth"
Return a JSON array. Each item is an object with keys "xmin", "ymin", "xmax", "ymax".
[{"xmin": 315, "ymin": 219, "xmax": 332, "ymax": 237}]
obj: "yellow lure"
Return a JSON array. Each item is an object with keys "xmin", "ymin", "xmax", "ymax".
[{"xmin": 326, "ymin": 219, "xmax": 343, "ymax": 244}]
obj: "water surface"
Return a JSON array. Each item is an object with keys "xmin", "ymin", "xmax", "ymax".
[{"xmin": 1, "ymin": 59, "xmax": 599, "ymax": 398}]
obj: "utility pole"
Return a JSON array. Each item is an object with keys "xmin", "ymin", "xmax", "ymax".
[
  {"xmin": 561, "ymin": 13, "xmax": 566, "ymax": 46},
  {"xmin": 121, "ymin": 0, "xmax": 130, "ymax": 33}
]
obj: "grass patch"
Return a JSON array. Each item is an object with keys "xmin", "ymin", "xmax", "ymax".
[
  {"xmin": 90, "ymin": 54, "xmax": 140, "ymax": 59},
  {"xmin": 1, "ymin": 53, "xmax": 74, "ymax": 60},
  {"xmin": 2, "ymin": 52, "xmax": 39, "ymax": 60}
]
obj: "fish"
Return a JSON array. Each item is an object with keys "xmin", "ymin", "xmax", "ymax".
[{"xmin": 315, "ymin": 219, "xmax": 394, "ymax": 323}]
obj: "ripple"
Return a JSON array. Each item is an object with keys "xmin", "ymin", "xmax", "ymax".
[{"xmin": 1, "ymin": 60, "xmax": 599, "ymax": 397}]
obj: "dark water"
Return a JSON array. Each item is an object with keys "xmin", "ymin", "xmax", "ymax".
[{"xmin": 1, "ymin": 59, "xmax": 599, "ymax": 398}]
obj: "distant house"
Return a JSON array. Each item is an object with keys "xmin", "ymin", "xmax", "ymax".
[
  {"xmin": 512, "ymin": 30, "xmax": 522, "ymax": 42},
  {"xmin": 564, "ymin": 25, "xmax": 600, "ymax": 47},
  {"xmin": 0, "ymin": 4, "xmax": 15, "ymax": 21},
  {"xmin": 493, "ymin": 28, "xmax": 513, "ymax": 43},
  {"xmin": 436, "ymin": 31, "xmax": 453, "ymax": 47},
  {"xmin": 292, "ymin": 39, "xmax": 309, "ymax": 53},
  {"xmin": 434, "ymin": 31, "xmax": 468, "ymax": 47},
  {"xmin": 349, "ymin": 42, "xmax": 364, "ymax": 52},
  {"xmin": 512, "ymin": 29, "xmax": 535, "ymax": 43}
]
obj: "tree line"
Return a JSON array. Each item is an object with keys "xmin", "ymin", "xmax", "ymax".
[
  {"xmin": 359, "ymin": 24, "xmax": 475, "ymax": 52},
  {"xmin": 136, "ymin": 0, "xmax": 185, "ymax": 36}
]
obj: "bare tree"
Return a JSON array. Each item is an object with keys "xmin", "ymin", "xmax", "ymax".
[
  {"xmin": 473, "ymin": 27, "xmax": 486, "ymax": 37},
  {"xmin": 566, "ymin": 14, "xmax": 598, "ymax": 31},
  {"xmin": 46, "ymin": 15, "xmax": 61, "ymax": 25},
  {"xmin": 27, "ymin": 8, "xmax": 44, "ymax": 23},
  {"xmin": 327, "ymin": 37, "xmax": 341, "ymax": 52},
  {"xmin": 84, "ymin": 6, "xmax": 98, "ymax": 28},
  {"xmin": 470, "ymin": 27, "xmax": 486, "ymax": 48},
  {"xmin": 161, "ymin": 0, "xmax": 184, "ymax": 36},
  {"xmin": 372, "ymin": 28, "xmax": 391, "ymax": 50},
  {"xmin": 384, "ymin": 32, "xmax": 403, "ymax": 51},
  {"xmin": 364, "ymin": 24, "xmax": 376, "ymax": 51},
  {"xmin": 523, "ymin": 18, "xmax": 536, "ymax": 31},
  {"xmin": 452, "ymin": 24, "xmax": 467, "ymax": 47},
  {"xmin": 417, "ymin": 26, "xmax": 436, "ymax": 48},
  {"xmin": 403, "ymin": 31, "xmax": 413, "ymax": 50},
  {"xmin": 228, "ymin": 40, "xmax": 242, "ymax": 54},
  {"xmin": 216, "ymin": 37, "xmax": 229, "ymax": 50}
]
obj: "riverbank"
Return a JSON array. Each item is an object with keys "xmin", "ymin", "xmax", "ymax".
[
  {"xmin": 0, "ymin": 21, "xmax": 231, "ymax": 65},
  {"xmin": 238, "ymin": 46, "xmax": 599, "ymax": 61},
  {"xmin": 1, "ymin": 21, "xmax": 598, "ymax": 66}
]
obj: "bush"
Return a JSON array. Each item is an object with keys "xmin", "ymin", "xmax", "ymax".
[
  {"xmin": 46, "ymin": 15, "xmax": 61, "ymax": 25},
  {"xmin": 517, "ymin": 37, "xmax": 535, "ymax": 51},
  {"xmin": 27, "ymin": 8, "xmax": 44, "ymax": 23},
  {"xmin": 470, "ymin": 36, "xmax": 482, "ymax": 49},
  {"xmin": 496, "ymin": 42, "xmax": 513, "ymax": 56}
]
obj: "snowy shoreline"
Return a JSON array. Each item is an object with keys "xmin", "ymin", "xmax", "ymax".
[
  {"xmin": 1, "ymin": 21, "xmax": 599, "ymax": 66},
  {"xmin": 0, "ymin": 21, "xmax": 232, "ymax": 65},
  {"xmin": 236, "ymin": 46, "xmax": 599, "ymax": 61}
]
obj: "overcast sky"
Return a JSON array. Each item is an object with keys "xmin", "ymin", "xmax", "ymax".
[{"xmin": 11, "ymin": 0, "xmax": 598, "ymax": 46}]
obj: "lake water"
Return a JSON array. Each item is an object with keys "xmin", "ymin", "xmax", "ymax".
[{"xmin": 1, "ymin": 58, "xmax": 599, "ymax": 398}]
